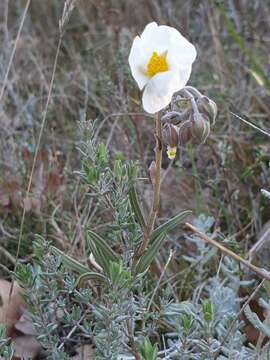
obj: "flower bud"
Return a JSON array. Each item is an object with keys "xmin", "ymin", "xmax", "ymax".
[
  {"xmin": 178, "ymin": 120, "xmax": 192, "ymax": 146},
  {"xmin": 197, "ymin": 96, "xmax": 217, "ymax": 124},
  {"xmin": 162, "ymin": 123, "xmax": 179, "ymax": 148},
  {"xmin": 191, "ymin": 115, "xmax": 210, "ymax": 144}
]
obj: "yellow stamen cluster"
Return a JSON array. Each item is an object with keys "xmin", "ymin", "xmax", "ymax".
[
  {"xmin": 166, "ymin": 146, "xmax": 177, "ymax": 160},
  {"xmin": 146, "ymin": 51, "xmax": 169, "ymax": 78}
]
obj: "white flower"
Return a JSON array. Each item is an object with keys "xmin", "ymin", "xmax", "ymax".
[{"xmin": 128, "ymin": 22, "xmax": 197, "ymax": 114}]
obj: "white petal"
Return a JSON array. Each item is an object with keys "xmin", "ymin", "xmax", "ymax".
[
  {"xmin": 171, "ymin": 65, "xmax": 192, "ymax": 92},
  {"xmin": 140, "ymin": 24, "xmax": 196, "ymax": 67},
  {"xmin": 142, "ymin": 71, "xmax": 179, "ymax": 114},
  {"xmin": 159, "ymin": 25, "xmax": 197, "ymax": 65},
  {"xmin": 128, "ymin": 36, "xmax": 148, "ymax": 90},
  {"xmin": 128, "ymin": 22, "xmax": 197, "ymax": 100},
  {"xmin": 140, "ymin": 22, "xmax": 158, "ymax": 42}
]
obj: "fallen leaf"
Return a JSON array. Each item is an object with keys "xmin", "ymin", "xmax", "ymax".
[
  {"xmin": 0, "ymin": 280, "xmax": 24, "ymax": 336},
  {"xmin": 0, "ymin": 280, "xmax": 42, "ymax": 359},
  {"xmin": 15, "ymin": 310, "xmax": 36, "ymax": 336},
  {"xmin": 13, "ymin": 335, "xmax": 41, "ymax": 359}
]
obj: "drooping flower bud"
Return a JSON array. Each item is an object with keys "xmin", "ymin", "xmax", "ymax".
[
  {"xmin": 178, "ymin": 120, "xmax": 192, "ymax": 146},
  {"xmin": 162, "ymin": 123, "xmax": 179, "ymax": 148},
  {"xmin": 162, "ymin": 123, "xmax": 179, "ymax": 160},
  {"xmin": 197, "ymin": 96, "xmax": 217, "ymax": 124},
  {"xmin": 191, "ymin": 115, "xmax": 210, "ymax": 144}
]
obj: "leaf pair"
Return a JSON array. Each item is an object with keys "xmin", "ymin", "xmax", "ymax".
[
  {"xmin": 50, "ymin": 246, "xmax": 105, "ymax": 286},
  {"xmin": 129, "ymin": 182, "xmax": 191, "ymax": 274},
  {"xmin": 86, "ymin": 230, "xmax": 119, "ymax": 275},
  {"xmin": 133, "ymin": 210, "xmax": 192, "ymax": 275}
]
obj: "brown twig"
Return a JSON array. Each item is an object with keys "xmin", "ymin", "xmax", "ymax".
[
  {"xmin": 185, "ymin": 222, "xmax": 270, "ymax": 281},
  {"xmin": 127, "ymin": 319, "xmax": 141, "ymax": 360},
  {"xmin": 133, "ymin": 111, "xmax": 162, "ymax": 263}
]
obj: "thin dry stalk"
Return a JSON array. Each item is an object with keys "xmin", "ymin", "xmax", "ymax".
[
  {"xmin": 14, "ymin": 35, "xmax": 63, "ymax": 271},
  {"xmin": 10, "ymin": 1, "xmax": 77, "ymax": 298},
  {"xmin": 0, "ymin": 0, "xmax": 31, "ymax": 103},
  {"xmin": 185, "ymin": 222, "xmax": 270, "ymax": 281}
]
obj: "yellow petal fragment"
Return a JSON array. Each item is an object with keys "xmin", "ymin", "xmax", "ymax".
[
  {"xmin": 147, "ymin": 51, "xmax": 169, "ymax": 78},
  {"xmin": 166, "ymin": 146, "xmax": 177, "ymax": 160}
]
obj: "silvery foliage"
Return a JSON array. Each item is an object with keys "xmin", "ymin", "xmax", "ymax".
[{"xmin": 4, "ymin": 124, "xmax": 269, "ymax": 360}]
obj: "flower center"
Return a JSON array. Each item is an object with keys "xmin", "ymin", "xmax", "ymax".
[{"xmin": 146, "ymin": 51, "xmax": 169, "ymax": 78}]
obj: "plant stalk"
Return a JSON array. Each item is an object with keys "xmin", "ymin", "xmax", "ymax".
[{"xmin": 133, "ymin": 111, "xmax": 162, "ymax": 262}]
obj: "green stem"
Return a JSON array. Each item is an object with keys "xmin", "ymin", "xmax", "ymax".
[{"xmin": 133, "ymin": 111, "xmax": 162, "ymax": 262}]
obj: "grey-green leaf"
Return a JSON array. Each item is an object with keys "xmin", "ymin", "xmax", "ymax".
[
  {"xmin": 77, "ymin": 271, "xmax": 107, "ymax": 287},
  {"xmin": 87, "ymin": 230, "xmax": 119, "ymax": 262},
  {"xmin": 134, "ymin": 232, "xmax": 166, "ymax": 275},
  {"xmin": 87, "ymin": 235, "xmax": 109, "ymax": 274},
  {"xmin": 87, "ymin": 230, "xmax": 119, "ymax": 274},
  {"xmin": 150, "ymin": 210, "xmax": 192, "ymax": 244},
  {"xmin": 244, "ymin": 305, "xmax": 270, "ymax": 338},
  {"xmin": 51, "ymin": 246, "xmax": 90, "ymax": 274},
  {"xmin": 129, "ymin": 184, "xmax": 146, "ymax": 229}
]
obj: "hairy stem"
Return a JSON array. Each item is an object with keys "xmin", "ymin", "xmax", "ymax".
[{"xmin": 133, "ymin": 111, "xmax": 162, "ymax": 262}]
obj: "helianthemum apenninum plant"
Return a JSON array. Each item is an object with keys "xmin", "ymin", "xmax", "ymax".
[
  {"xmin": 10, "ymin": 22, "xmax": 218, "ymax": 359},
  {"xmin": 129, "ymin": 22, "xmax": 216, "ymax": 264}
]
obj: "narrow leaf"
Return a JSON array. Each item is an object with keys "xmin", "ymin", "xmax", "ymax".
[
  {"xmin": 87, "ymin": 230, "xmax": 119, "ymax": 263},
  {"xmin": 77, "ymin": 272, "xmax": 107, "ymax": 287},
  {"xmin": 87, "ymin": 235, "xmax": 110, "ymax": 274},
  {"xmin": 134, "ymin": 232, "xmax": 166, "ymax": 275},
  {"xmin": 51, "ymin": 246, "xmax": 90, "ymax": 275},
  {"xmin": 128, "ymin": 184, "xmax": 146, "ymax": 229},
  {"xmin": 244, "ymin": 305, "xmax": 270, "ymax": 338},
  {"xmin": 150, "ymin": 210, "xmax": 192, "ymax": 244}
]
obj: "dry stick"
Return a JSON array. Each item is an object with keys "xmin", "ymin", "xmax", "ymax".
[
  {"xmin": 185, "ymin": 222, "xmax": 270, "ymax": 281},
  {"xmin": 230, "ymin": 110, "xmax": 270, "ymax": 138},
  {"xmin": 133, "ymin": 111, "xmax": 162, "ymax": 262},
  {"xmin": 8, "ymin": 34, "xmax": 63, "ymax": 302},
  {"xmin": 127, "ymin": 319, "xmax": 141, "ymax": 360},
  {"xmin": 0, "ymin": 0, "xmax": 31, "ymax": 103}
]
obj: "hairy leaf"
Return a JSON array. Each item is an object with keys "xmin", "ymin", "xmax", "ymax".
[
  {"xmin": 87, "ymin": 231, "xmax": 119, "ymax": 274},
  {"xmin": 150, "ymin": 210, "xmax": 192, "ymax": 244},
  {"xmin": 77, "ymin": 272, "xmax": 107, "ymax": 287},
  {"xmin": 134, "ymin": 232, "xmax": 166, "ymax": 275},
  {"xmin": 244, "ymin": 305, "xmax": 270, "ymax": 338},
  {"xmin": 128, "ymin": 184, "xmax": 146, "ymax": 229},
  {"xmin": 51, "ymin": 246, "xmax": 90, "ymax": 274}
]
